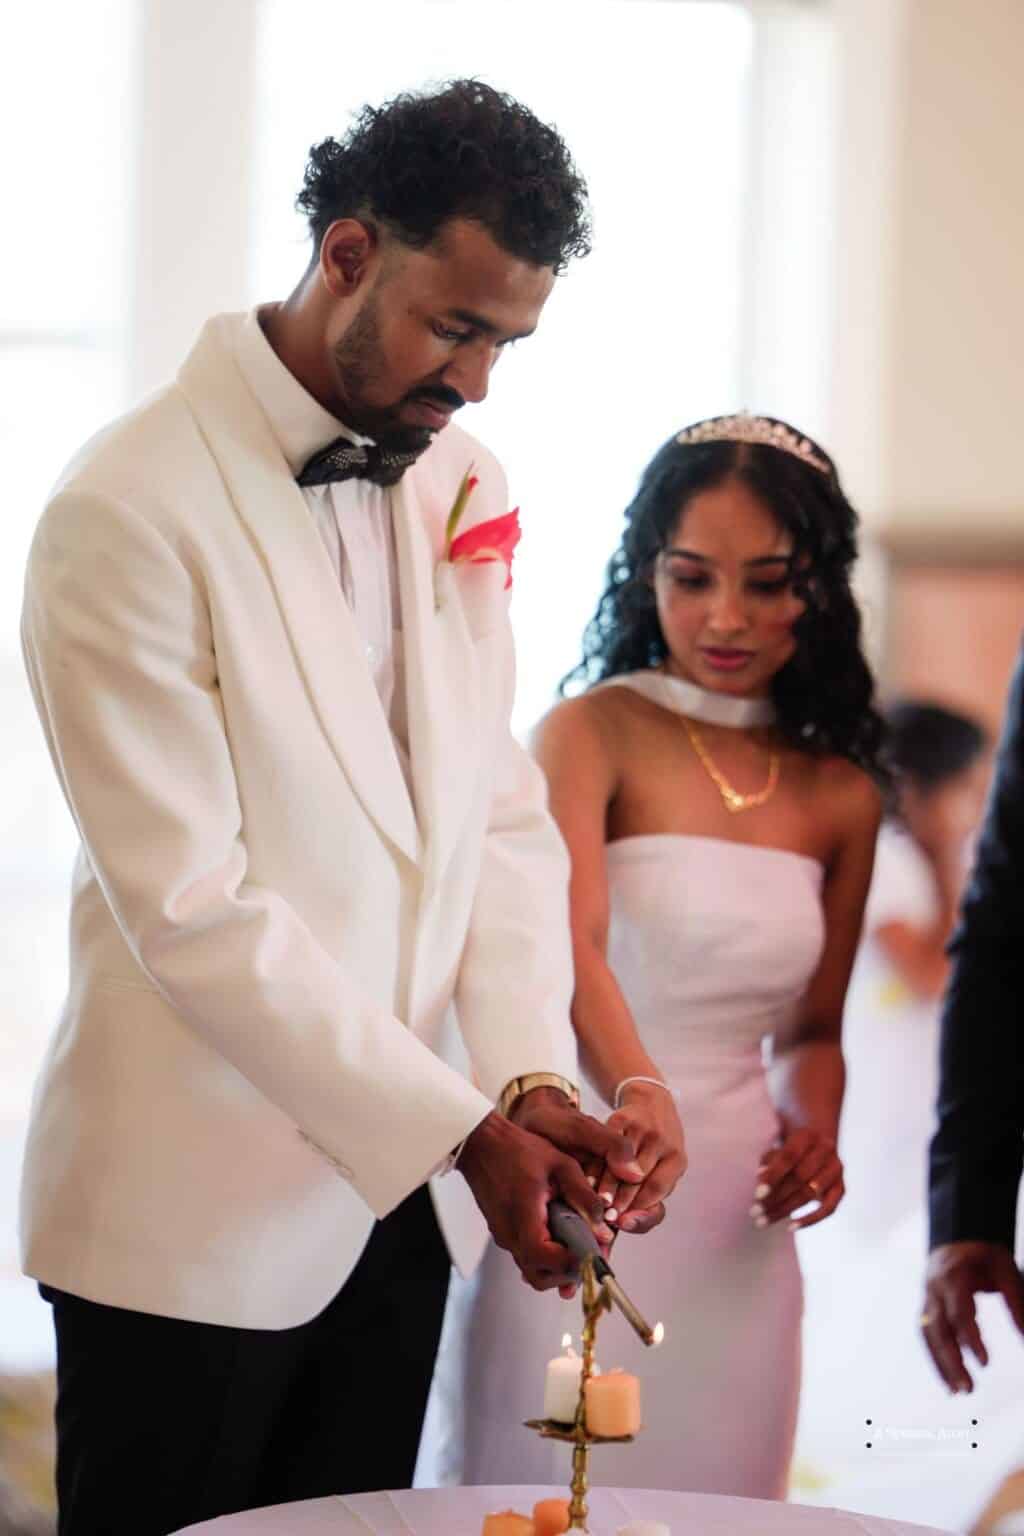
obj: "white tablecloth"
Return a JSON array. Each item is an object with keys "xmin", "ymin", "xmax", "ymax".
[{"xmin": 176, "ymin": 1486, "xmax": 954, "ymax": 1534}]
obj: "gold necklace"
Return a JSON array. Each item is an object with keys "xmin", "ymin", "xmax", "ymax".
[{"xmin": 682, "ymin": 716, "xmax": 780, "ymax": 813}]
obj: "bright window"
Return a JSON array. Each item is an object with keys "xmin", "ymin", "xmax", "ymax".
[
  {"xmin": 0, "ymin": 0, "xmax": 136, "ymax": 1369},
  {"xmin": 0, "ymin": 0, "xmax": 136, "ymax": 1126}
]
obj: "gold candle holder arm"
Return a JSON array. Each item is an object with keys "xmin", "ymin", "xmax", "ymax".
[
  {"xmin": 568, "ymin": 1255, "xmax": 604, "ymax": 1530},
  {"xmin": 523, "ymin": 1255, "xmax": 626, "ymax": 1533},
  {"xmin": 526, "ymin": 1202, "xmax": 659, "ymax": 1533},
  {"xmin": 546, "ymin": 1199, "xmax": 660, "ymax": 1347}
]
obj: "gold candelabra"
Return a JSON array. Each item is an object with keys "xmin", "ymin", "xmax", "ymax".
[{"xmin": 524, "ymin": 1254, "xmax": 634, "ymax": 1534}]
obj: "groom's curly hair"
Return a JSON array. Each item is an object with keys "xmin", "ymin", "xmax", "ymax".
[
  {"xmin": 563, "ymin": 424, "xmax": 893, "ymax": 790},
  {"xmin": 296, "ymin": 79, "xmax": 591, "ymax": 274}
]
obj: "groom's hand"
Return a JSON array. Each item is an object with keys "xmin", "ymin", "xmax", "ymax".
[
  {"xmin": 510, "ymin": 1086, "xmax": 647, "ymax": 1297},
  {"xmin": 509, "ymin": 1086, "xmax": 646, "ymax": 1189},
  {"xmin": 458, "ymin": 1094, "xmax": 631, "ymax": 1291}
]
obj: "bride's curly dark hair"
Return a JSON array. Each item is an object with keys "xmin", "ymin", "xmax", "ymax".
[{"xmin": 563, "ymin": 419, "xmax": 890, "ymax": 786}]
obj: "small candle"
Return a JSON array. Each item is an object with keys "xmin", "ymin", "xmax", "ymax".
[
  {"xmin": 533, "ymin": 1496, "xmax": 570, "ymax": 1535},
  {"xmin": 544, "ymin": 1334, "xmax": 582, "ymax": 1423},
  {"xmin": 616, "ymin": 1525, "xmax": 670, "ymax": 1536},
  {"xmin": 585, "ymin": 1368, "xmax": 641, "ymax": 1437},
  {"xmin": 482, "ymin": 1513, "xmax": 534, "ymax": 1536}
]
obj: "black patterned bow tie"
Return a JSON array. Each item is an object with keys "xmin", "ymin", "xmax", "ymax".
[{"xmin": 296, "ymin": 437, "xmax": 422, "ymax": 489}]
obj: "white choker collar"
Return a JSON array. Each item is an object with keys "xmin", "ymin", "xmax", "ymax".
[{"xmin": 604, "ymin": 669, "xmax": 777, "ymax": 728}]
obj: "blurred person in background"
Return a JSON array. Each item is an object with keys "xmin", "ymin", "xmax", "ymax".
[
  {"xmin": 873, "ymin": 701, "xmax": 990, "ymax": 999},
  {"xmin": 791, "ymin": 697, "xmax": 990, "ymax": 1487},
  {"xmin": 831, "ymin": 698, "xmax": 990, "ymax": 1243}
]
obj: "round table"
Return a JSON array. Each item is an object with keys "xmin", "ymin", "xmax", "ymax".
[{"xmin": 175, "ymin": 1485, "xmax": 955, "ymax": 1534}]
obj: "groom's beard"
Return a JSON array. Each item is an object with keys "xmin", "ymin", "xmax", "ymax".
[{"xmin": 333, "ymin": 301, "xmax": 465, "ymax": 453}]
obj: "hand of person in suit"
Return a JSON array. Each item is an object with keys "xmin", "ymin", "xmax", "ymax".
[
  {"xmin": 458, "ymin": 1087, "xmax": 643, "ymax": 1291},
  {"xmin": 922, "ymin": 1241, "xmax": 1024, "ymax": 1391}
]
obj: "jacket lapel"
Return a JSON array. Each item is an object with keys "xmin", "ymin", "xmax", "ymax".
[
  {"xmin": 392, "ymin": 470, "xmax": 480, "ymax": 886},
  {"xmin": 177, "ymin": 319, "xmax": 421, "ymax": 866}
]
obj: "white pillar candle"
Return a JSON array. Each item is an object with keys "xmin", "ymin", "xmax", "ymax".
[
  {"xmin": 544, "ymin": 1334, "xmax": 583, "ymax": 1423},
  {"xmin": 616, "ymin": 1524, "xmax": 671, "ymax": 1536}
]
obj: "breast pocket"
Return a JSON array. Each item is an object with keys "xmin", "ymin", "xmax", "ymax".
[{"xmin": 449, "ymin": 560, "xmax": 510, "ymax": 642}]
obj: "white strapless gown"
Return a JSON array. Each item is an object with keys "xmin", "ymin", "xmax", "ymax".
[{"xmin": 420, "ymin": 834, "xmax": 826, "ymax": 1497}]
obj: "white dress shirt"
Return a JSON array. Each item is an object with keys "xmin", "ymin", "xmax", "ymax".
[
  {"xmin": 234, "ymin": 309, "xmax": 470, "ymax": 1172},
  {"xmin": 235, "ymin": 307, "xmax": 414, "ymax": 803}
]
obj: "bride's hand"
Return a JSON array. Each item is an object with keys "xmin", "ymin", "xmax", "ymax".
[
  {"xmin": 594, "ymin": 1081, "xmax": 687, "ymax": 1235},
  {"xmin": 752, "ymin": 1116, "xmax": 844, "ymax": 1230}
]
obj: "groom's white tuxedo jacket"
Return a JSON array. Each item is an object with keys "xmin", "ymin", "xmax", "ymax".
[{"xmin": 19, "ymin": 312, "xmax": 576, "ymax": 1329}]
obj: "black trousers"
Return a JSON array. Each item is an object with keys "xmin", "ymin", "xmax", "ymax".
[{"xmin": 42, "ymin": 1185, "xmax": 450, "ymax": 1536}]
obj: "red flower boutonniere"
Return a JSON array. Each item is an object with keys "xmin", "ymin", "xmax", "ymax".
[{"xmin": 443, "ymin": 466, "xmax": 521, "ymax": 590}]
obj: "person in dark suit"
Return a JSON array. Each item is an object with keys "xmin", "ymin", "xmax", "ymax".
[{"xmin": 924, "ymin": 644, "xmax": 1024, "ymax": 1391}]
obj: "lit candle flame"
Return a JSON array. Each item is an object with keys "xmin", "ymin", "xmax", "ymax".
[
  {"xmin": 652, "ymin": 1321, "xmax": 665, "ymax": 1347},
  {"xmin": 561, "ymin": 1332, "xmax": 573, "ymax": 1352}
]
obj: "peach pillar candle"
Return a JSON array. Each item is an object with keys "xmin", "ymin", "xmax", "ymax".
[
  {"xmin": 584, "ymin": 1368, "xmax": 641, "ymax": 1436},
  {"xmin": 481, "ymin": 1513, "xmax": 534, "ymax": 1536},
  {"xmin": 533, "ymin": 1496, "xmax": 570, "ymax": 1535}
]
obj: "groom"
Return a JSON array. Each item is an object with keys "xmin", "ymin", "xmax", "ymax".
[{"xmin": 20, "ymin": 81, "xmax": 650, "ymax": 1536}]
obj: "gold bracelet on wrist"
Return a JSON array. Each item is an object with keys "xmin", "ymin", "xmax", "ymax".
[{"xmin": 497, "ymin": 1072, "xmax": 580, "ymax": 1119}]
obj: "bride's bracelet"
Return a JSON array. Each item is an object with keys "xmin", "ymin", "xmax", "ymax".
[{"xmin": 613, "ymin": 1075, "xmax": 678, "ymax": 1110}]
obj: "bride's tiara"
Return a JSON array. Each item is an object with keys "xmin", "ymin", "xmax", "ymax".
[{"xmin": 674, "ymin": 413, "xmax": 832, "ymax": 476}]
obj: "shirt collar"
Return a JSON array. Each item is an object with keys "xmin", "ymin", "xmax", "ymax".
[{"xmin": 234, "ymin": 305, "xmax": 373, "ymax": 477}]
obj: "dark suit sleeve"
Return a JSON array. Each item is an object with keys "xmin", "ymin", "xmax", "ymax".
[{"xmin": 928, "ymin": 642, "xmax": 1024, "ymax": 1251}]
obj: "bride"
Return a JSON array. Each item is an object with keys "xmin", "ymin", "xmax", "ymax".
[{"xmin": 423, "ymin": 414, "xmax": 889, "ymax": 1498}]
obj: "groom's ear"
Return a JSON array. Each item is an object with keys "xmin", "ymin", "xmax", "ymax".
[{"xmin": 319, "ymin": 219, "xmax": 380, "ymax": 297}]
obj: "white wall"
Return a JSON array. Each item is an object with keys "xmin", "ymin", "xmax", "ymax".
[
  {"xmin": 886, "ymin": 0, "xmax": 1024, "ymax": 528},
  {"xmin": 827, "ymin": 0, "xmax": 1024, "ymax": 534},
  {"xmin": 130, "ymin": 0, "xmax": 256, "ymax": 398}
]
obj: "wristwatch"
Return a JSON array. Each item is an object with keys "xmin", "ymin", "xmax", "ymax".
[{"xmin": 497, "ymin": 1072, "xmax": 580, "ymax": 1119}]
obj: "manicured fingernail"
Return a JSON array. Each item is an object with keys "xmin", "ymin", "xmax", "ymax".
[
  {"xmin": 600, "ymin": 1190, "xmax": 614, "ymax": 1205},
  {"xmin": 606, "ymin": 1208, "xmax": 618, "ymax": 1224},
  {"xmin": 596, "ymin": 1225, "xmax": 614, "ymax": 1245},
  {"xmin": 749, "ymin": 1203, "xmax": 763, "ymax": 1219},
  {"xmin": 625, "ymin": 1162, "xmax": 645, "ymax": 1180},
  {"xmin": 755, "ymin": 1183, "xmax": 770, "ymax": 1200},
  {"xmin": 586, "ymin": 1175, "xmax": 597, "ymax": 1188},
  {"xmin": 754, "ymin": 1214, "xmax": 768, "ymax": 1229},
  {"xmin": 619, "ymin": 1214, "xmax": 637, "ymax": 1231}
]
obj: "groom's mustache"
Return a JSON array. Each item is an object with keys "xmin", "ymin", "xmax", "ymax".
[{"xmin": 406, "ymin": 386, "xmax": 466, "ymax": 413}]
